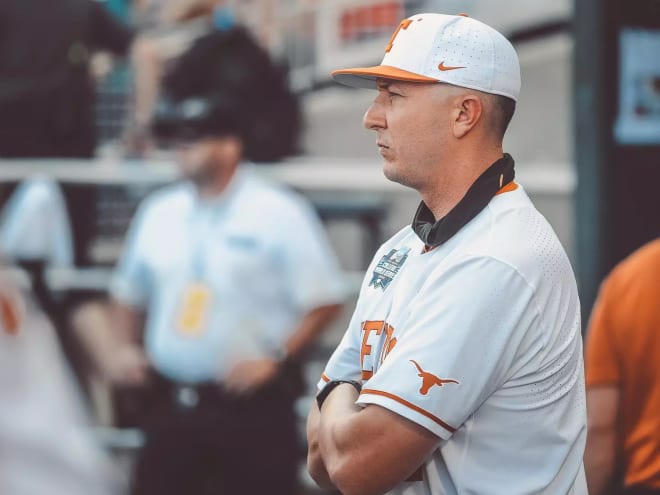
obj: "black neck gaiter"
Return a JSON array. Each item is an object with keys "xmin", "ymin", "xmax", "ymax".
[{"xmin": 412, "ymin": 153, "xmax": 515, "ymax": 248}]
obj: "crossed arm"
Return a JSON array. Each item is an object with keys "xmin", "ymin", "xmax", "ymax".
[{"xmin": 306, "ymin": 383, "xmax": 439, "ymax": 495}]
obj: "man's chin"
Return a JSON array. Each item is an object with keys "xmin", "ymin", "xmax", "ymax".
[
  {"xmin": 383, "ymin": 162, "xmax": 409, "ymax": 188},
  {"xmin": 384, "ymin": 170, "xmax": 421, "ymax": 194},
  {"xmin": 178, "ymin": 163, "xmax": 207, "ymax": 183}
]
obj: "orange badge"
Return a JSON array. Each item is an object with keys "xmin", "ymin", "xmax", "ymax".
[{"xmin": 176, "ymin": 283, "xmax": 213, "ymax": 337}]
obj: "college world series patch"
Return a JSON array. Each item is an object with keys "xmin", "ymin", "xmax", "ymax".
[{"xmin": 369, "ymin": 247, "xmax": 410, "ymax": 291}]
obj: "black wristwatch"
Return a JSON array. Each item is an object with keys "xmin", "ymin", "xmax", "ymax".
[{"xmin": 316, "ymin": 380, "xmax": 362, "ymax": 410}]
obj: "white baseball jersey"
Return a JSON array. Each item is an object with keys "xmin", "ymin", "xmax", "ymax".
[
  {"xmin": 111, "ymin": 164, "xmax": 346, "ymax": 383},
  {"xmin": 319, "ymin": 184, "xmax": 587, "ymax": 495}
]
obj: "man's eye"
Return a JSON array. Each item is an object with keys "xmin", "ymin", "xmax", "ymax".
[{"xmin": 389, "ymin": 92, "xmax": 402, "ymax": 98}]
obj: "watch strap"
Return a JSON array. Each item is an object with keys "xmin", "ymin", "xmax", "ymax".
[{"xmin": 316, "ymin": 379, "xmax": 362, "ymax": 410}]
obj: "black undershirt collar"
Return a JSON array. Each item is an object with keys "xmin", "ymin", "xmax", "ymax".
[{"xmin": 412, "ymin": 153, "xmax": 515, "ymax": 249}]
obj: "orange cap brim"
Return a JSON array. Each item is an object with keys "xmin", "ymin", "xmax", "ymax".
[{"xmin": 332, "ymin": 65, "xmax": 440, "ymax": 89}]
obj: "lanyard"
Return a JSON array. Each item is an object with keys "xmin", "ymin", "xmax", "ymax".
[
  {"xmin": 186, "ymin": 167, "xmax": 246, "ymax": 279},
  {"xmin": 188, "ymin": 196, "xmax": 230, "ymax": 280}
]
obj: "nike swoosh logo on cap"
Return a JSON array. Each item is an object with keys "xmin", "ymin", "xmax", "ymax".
[{"xmin": 438, "ymin": 61, "xmax": 465, "ymax": 71}]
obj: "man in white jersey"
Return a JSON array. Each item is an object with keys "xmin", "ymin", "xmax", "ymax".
[
  {"xmin": 306, "ymin": 13, "xmax": 587, "ymax": 495},
  {"xmin": 79, "ymin": 28, "xmax": 346, "ymax": 495}
]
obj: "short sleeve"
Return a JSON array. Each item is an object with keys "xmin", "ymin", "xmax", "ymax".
[
  {"xmin": 109, "ymin": 203, "xmax": 152, "ymax": 308},
  {"xmin": 317, "ymin": 306, "xmax": 364, "ymax": 390},
  {"xmin": 317, "ymin": 243, "xmax": 397, "ymax": 391},
  {"xmin": 276, "ymin": 198, "xmax": 347, "ymax": 312},
  {"xmin": 357, "ymin": 256, "xmax": 541, "ymax": 440},
  {"xmin": 585, "ymin": 276, "xmax": 622, "ymax": 387}
]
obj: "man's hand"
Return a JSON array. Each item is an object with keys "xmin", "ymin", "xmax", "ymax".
[
  {"xmin": 310, "ymin": 383, "xmax": 439, "ymax": 495},
  {"xmin": 103, "ymin": 345, "xmax": 150, "ymax": 387},
  {"xmin": 224, "ymin": 358, "xmax": 280, "ymax": 396}
]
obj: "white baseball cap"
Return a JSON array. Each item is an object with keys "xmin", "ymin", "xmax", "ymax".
[{"xmin": 332, "ymin": 13, "xmax": 521, "ymax": 102}]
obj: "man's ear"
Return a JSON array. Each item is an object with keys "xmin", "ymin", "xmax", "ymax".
[{"xmin": 452, "ymin": 95, "xmax": 483, "ymax": 139}]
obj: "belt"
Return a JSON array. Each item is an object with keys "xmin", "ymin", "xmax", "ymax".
[
  {"xmin": 149, "ymin": 371, "xmax": 227, "ymax": 411},
  {"xmin": 172, "ymin": 384, "xmax": 203, "ymax": 409},
  {"xmin": 167, "ymin": 380, "xmax": 293, "ymax": 414},
  {"xmin": 150, "ymin": 361, "xmax": 304, "ymax": 412}
]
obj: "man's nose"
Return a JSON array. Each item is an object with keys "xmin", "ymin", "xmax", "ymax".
[{"xmin": 363, "ymin": 100, "xmax": 386, "ymax": 131}]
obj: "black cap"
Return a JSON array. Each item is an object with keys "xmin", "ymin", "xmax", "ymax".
[{"xmin": 152, "ymin": 27, "xmax": 300, "ymax": 162}]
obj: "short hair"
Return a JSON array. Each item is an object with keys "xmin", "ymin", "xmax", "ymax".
[
  {"xmin": 488, "ymin": 94, "xmax": 516, "ymax": 140},
  {"xmin": 440, "ymin": 84, "xmax": 516, "ymax": 141}
]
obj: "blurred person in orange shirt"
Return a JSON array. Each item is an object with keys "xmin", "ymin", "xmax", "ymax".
[{"xmin": 585, "ymin": 240, "xmax": 660, "ymax": 495}]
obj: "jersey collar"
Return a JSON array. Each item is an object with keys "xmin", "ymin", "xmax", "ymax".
[{"xmin": 412, "ymin": 154, "xmax": 515, "ymax": 249}]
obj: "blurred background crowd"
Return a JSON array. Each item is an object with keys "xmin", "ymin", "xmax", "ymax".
[{"xmin": 0, "ymin": 0, "xmax": 659, "ymax": 494}]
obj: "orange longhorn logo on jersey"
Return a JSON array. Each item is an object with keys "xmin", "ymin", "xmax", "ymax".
[{"xmin": 410, "ymin": 360, "xmax": 459, "ymax": 395}]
